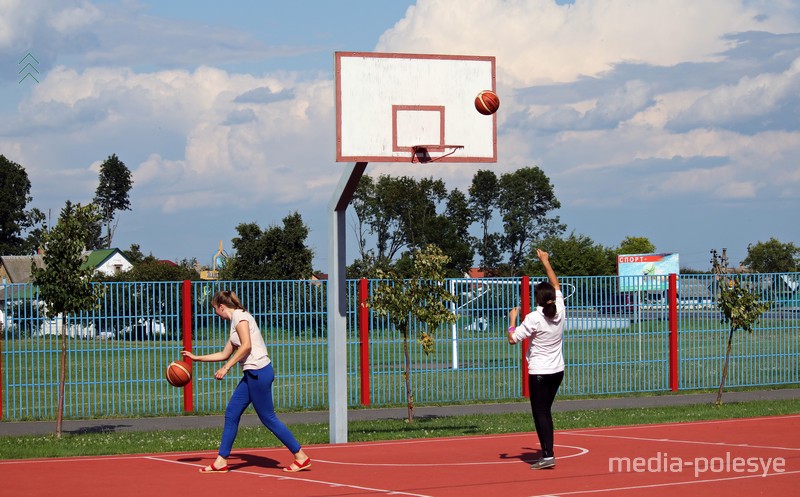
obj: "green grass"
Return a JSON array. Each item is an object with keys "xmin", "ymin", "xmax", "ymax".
[{"xmin": 2, "ymin": 397, "xmax": 799, "ymax": 459}]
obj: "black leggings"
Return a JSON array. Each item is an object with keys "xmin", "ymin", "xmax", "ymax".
[{"xmin": 528, "ymin": 371, "xmax": 564, "ymax": 458}]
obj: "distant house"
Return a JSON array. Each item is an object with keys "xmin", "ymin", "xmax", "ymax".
[
  {"xmin": 82, "ymin": 249, "xmax": 134, "ymax": 276},
  {"xmin": 0, "ymin": 255, "xmax": 45, "ymax": 302},
  {"xmin": 0, "ymin": 255, "xmax": 45, "ymax": 284},
  {"xmin": 466, "ymin": 268, "xmax": 486, "ymax": 279},
  {"xmin": 311, "ymin": 272, "xmax": 328, "ymax": 287}
]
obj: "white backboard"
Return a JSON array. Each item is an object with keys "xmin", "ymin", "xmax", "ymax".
[{"xmin": 335, "ymin": 52, "xmax": 497, "ymax": 163}]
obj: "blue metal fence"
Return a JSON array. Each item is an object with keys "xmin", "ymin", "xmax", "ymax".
[{"xmin": 1, "ymin": 273, "xmax": 798, "ymax": 420}]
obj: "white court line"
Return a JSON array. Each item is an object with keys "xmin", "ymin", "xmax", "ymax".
[
  {"xmin": 560, "ymin": 414, "xmax": 800, "ymax": 434},
  {"xmin": 561, "ymin": 431, "xmax": 800, "ymax": 452},
  {"xmin": 146, "ymin": 456, "xmax": 434, "ymax": 497},
  {"xmin": 527, "ymin": 468, "xmax": 800, "ymax": 497},
  {"xmin": 312, "ymin": 444, "xmax": 589, "ymax": 467}
]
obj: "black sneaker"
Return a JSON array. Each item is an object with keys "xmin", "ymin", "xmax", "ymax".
[{"xmin": 530, "ymin": 457, "xmax": 556, "ymax": 470}]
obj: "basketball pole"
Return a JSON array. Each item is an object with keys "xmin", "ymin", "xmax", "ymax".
[{"xmin": 327, "ymin": 161, "xmax": 367, "ymax": 444}]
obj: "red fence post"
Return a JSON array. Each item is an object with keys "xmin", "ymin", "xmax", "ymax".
[
  {"xmin": 181, "ymin": 280, "xmax": 194, "ymax": 412},
  {"xmin": 668, "ymin": 273, "xmax": 679, "ymax": 392},
  {"xmin": 520, "ymin": 276, "xmax": 531, "ymax": 398},
  {"xmin": 0, "ymin": 336, "xmax": 3, "ymax": 420},
  {"xmin": 358, "ymin": 278, "xmax": 371, "ymax": 406}
]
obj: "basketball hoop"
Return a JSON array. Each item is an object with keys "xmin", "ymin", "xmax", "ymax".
[{"xmin": 411, "ymin": 145, "xmax": 464, "ymax": 163}]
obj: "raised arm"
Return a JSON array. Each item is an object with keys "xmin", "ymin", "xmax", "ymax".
[{"xmin": 537, "ymin": 248, "xmax": 560, "ymax": 292}]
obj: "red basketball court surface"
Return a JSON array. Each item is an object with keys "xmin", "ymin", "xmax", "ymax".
[{"xmin": 2, "ymin": 415, "xmax": 798, "ymax": 496}]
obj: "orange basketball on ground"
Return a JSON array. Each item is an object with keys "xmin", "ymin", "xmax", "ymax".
[
  {"xmin": 475, "ymin": 90, "xmax": 500, "ymax": 115},
  {"xmin": 166, "ymin": 360, "xmax": 192, "ymax": 387}
]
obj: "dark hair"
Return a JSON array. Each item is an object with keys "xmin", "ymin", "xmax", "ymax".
[
  {"xmin": 211, "ymin": 290, "xmax": 245, "ymax": 311},
  {"xmin": 534, "ymin": 281, "xmax": 557, "ymax": 319}
]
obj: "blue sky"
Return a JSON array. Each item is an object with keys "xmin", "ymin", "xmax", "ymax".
[{"xmin": 1, "ymin": 0, "xmax": 799, "ymax": 272}]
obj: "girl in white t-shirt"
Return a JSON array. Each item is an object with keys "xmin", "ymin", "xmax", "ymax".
[
  {"xmin": 508, "ymin": 249, "xmax": 565, "ymax": 470},
  {"xmin": 182, "ymin": 290, "xmax": 311, "ymax": 474}
]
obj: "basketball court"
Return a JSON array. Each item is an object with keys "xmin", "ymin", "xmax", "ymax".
[{"xmin": 2, "ymin": 415, "xmax": 797, "ymax": 496}]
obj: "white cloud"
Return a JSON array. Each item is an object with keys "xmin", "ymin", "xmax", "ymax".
[
  {"xmin": 377, "ymin": 0, "xmax": 796, "ymax": 86},
  {"xmin": 48, "ymin": 2, "xmax": 102, "ymax": 33},
  {"xmin": 670, "ymin": 56, "xmax": 800, "ymax": 131},
  {"xmin": 12, "ymin": 64, "xmax": 337, "ymax": 213}
]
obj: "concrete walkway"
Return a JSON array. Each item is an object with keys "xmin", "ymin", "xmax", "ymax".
[{"xmin": 2, "ymin": 388, "xmax": 798, "ymax": 437}]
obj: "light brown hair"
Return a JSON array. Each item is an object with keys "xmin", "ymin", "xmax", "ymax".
[{"xmin": 211, "ymin": 290, "xmax": 245, "ymax": 311}]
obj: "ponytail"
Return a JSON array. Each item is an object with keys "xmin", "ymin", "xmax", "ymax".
[
  {"xmin": 534, "ymin": 282, "xmax": 557, "ymax": 319},
  {"xmin": 542, "ymin": 300, "xmax": 557, "ymax": 319}
]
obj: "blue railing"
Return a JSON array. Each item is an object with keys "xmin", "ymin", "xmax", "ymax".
[{"xmin": 1, "ymin": 273, "xmax": 798, "ymax": 420}]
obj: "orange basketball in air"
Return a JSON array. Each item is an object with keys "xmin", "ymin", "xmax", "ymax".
[{"xmin": 475, "ymin": 90, "xmax": 500, "ymax": 115}]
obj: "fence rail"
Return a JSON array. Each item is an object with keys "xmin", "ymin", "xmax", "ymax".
[{"xmin": 1, "ymin": 273, "xmax": 798, "ymax": 421}]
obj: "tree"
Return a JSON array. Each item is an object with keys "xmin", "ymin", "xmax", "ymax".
[
  {"xmin": 0, "ymin": 155, "xmax": 37, "ymax": 254},
  {"xmin": 468, "ymin": 169, "xmax": 502, "ymax": 274},
  {"xmin": 523, "ymin": 233, "xmax": 616, "ymax": 276},
  {"xmin": 742, "ymin": 238, "xmax": 800, "ymax": 273},
  {"xmin": 22, "ymin": 207, "xmax": 47, "ymax": 254},
  {"xmin": 31, "ymin": 202, "xmax": 104, "ymax": 438},
  {"xmin": 352, "ymin": 175, "xmax": 405, "ymax": 265},
  {"xmin": 618, "ymin": 236, "xmax": 656, "ymax": 255},
  {"xmin": 497, "ymin": 166, "xmax": 565, "ymax": 274},
  {"xmin": 368, "ymin": 245, "xmax": 457, "ymax": 422},
  {"xmin": 123, "ymin": 243, "xmax": 146, "ymax": 264},
  {"xmin": 93, "ymin": 154, "xmax": 133, "ymax": 248},
  {"xmin": 393, "ymin": 189, "xmax": 475, "ymax": 278},
  {"xmin": 437, "ymin": 189, "xmax": 475, "ymax": 276},
  {"xmin": 711, "ymin": 249, "xmax": 771, "ymax": 406},
  {"xmin": 224, "ymin": 212, "xmax": 313, "ymax": 280},
  {"xmin": 352, "ymin": 174, "xmax": 455, "ymax": 269}
]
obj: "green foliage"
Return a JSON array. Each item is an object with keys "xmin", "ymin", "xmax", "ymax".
[
  {"xmin": 715, "ymin": 277, "xmax": 771, "ymax": 334},
  {"xmin": 469, "ymin": 169, "xmax": 501, "ymax": 273},
  {"xmin": 352, "ymin": 175, "xmax": 475, "ymax": 276},
  {"xmin": 368, "ymin": 245, "xmax": 458, "ymax": 421},
  {"xmin": 123, "ymin": 243, "xmax": 145, "ymax": 264},
  {"xmin": 711, "ymin": 249, "xmax": 771, "ymax": 405},
  {"xmin": 92, "ymin": 154, "xmax": 133, "ymax": 249},
  {"xmin": 352, "ymin": 167, "xmax": 564, "ymax": 277},
  {"xmin": 224, "ymin": 212, "xmax": 313, "ymax": 280},
  {"xmin": 0, "ymin": 155, "xmax": 40, "ymax": 255},
  {"xmin": 497, "ymin": 166, "xmax": 565, "ymax": 274},
  {"xmin": 743, "ymin": 238, "xmax": 800, "ymax": 273},
  {"xmin": 524, "ymin": 232, "xmax": 617, "ymax": 276},
  {"xmin": 21, "ymin": 208, "xmax": 47, "ymax": 254},
  {"xmin": 618, "ymin": 236, "xmax": 656, "ymax": 255},
  {"xmin": 32, "ymin": 202, "xmax": 105, "ymax": 318}
]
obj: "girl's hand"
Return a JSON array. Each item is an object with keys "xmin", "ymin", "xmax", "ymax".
[
  {"xmin": 214, "ymin": 365, "xmax": 230, "ymax": 380},
  {"xmin": 508, "ymin": 306, "xmax": 519, "ymax": 321},
  {"xmin": 537, "ymin": 248, "xmax": 550, "ymax": 264},
  {"xmin": 181, "ymin": 350, "xmax": 197, "ymax": 361}
]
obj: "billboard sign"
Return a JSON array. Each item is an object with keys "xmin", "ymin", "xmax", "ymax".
[{"xmin": 617, "ymin": 253, "xmax": 680, "ymax": 292}]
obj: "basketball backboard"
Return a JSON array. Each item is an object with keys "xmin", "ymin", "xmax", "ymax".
[{"xmin": 335, "ymin": 52, "xmax": 497, "ymax": 163}]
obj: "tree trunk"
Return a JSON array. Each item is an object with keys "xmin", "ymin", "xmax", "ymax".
[
  {"xmin": 716, "ymin": 326, "xmax": 735, "ymax": 406},
  {"xmin": 57, "ymin": 314, "xmax": 68, "ymax": 438},
  {"xmin": 402, "ymin": 331, "xmax": 414, "ymax": 423}
]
